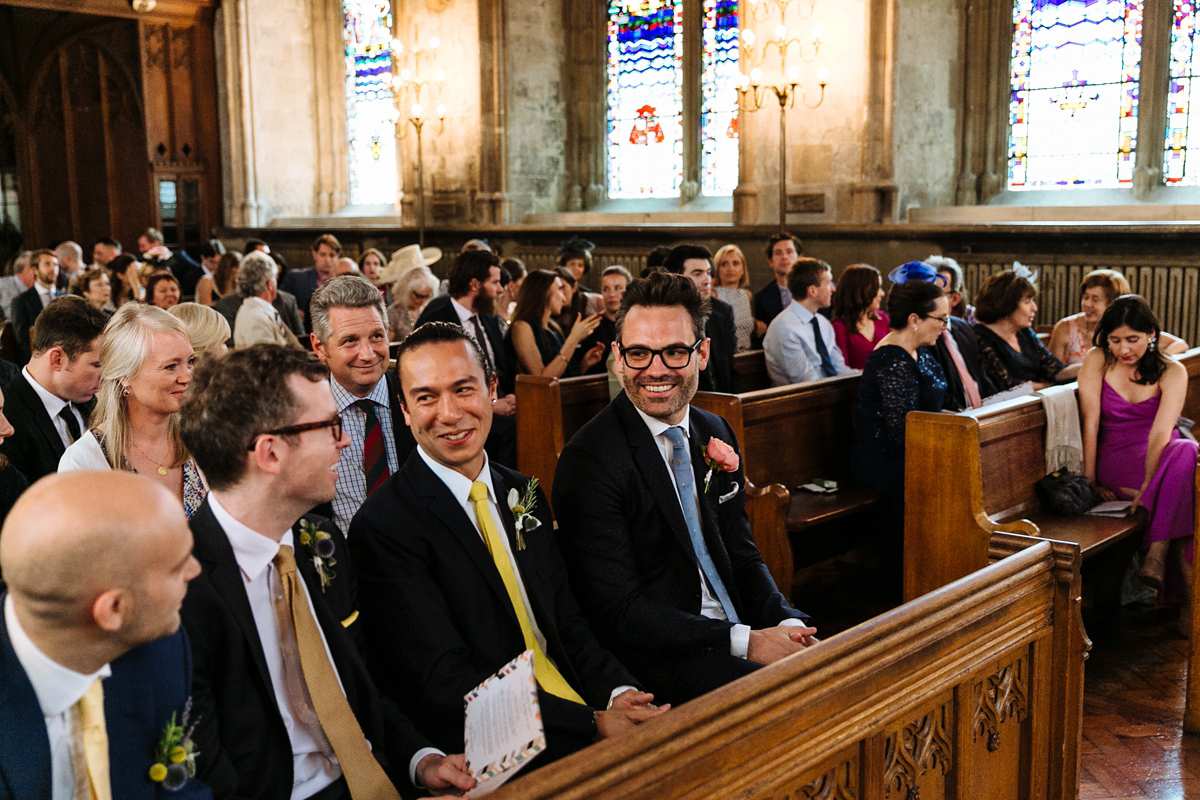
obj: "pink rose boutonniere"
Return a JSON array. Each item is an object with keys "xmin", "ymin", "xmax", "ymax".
[{"xmin": 703, "ymin": 437, "xmax": 740, "ymax": 493}]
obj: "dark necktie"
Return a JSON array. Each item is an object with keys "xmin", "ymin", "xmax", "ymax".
[
  {"xmin": 811, "ymin": 316, "xmax": 837, "ymax": 378},
  {"xmin": 354, "ymin": 399, "xmax": 390, "ymax": 495},
  {"xmin": 469, "ymin": 315, "xmax": 495, "ymax": 372},
  {"xmin": 58, "ymin": 404, "xmax": 81, "ymax": 444}
]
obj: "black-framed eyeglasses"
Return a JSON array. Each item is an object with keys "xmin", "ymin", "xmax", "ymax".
[
  {"xmin": 618, "ymin": 339, "xmax": 703, "ymax": 370},
  {"xmin": 923, "ymin": 314, "xmax": 951, "ymax": 328},
  {"xmin": 248, "ymin": 414, "xmax": 343, "ymax": 450}
]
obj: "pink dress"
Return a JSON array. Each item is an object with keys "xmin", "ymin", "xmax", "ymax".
[
  {"xmin": 833, "ymin": 313, "xmax": 891, "ymax": 371},
  {"xmin": 1096, "ymin": 381, "xmax": 1197, "ymax": 547}
]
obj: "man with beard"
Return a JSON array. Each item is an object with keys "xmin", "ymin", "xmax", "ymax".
[{"xmin": 552, "ymin": 272, "xmax": 817, "ymax": 706}]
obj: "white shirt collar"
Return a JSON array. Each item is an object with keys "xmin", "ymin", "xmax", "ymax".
[
  {"xmin": 21, "ymin": 365, "xmax": 69, "ymax": 418},
  {"xmin": 35, "ymin": 283, "xmax": 53, "ymax": 300},
  {"xmin": 328, "ymin": 375, "xmax": 389, "ymax": 414},
  {"xmin": 630, "ymin": 402, "xmax": 692, "ymax": 441},
  {"xmin": 208, "ymin": 492, "xmax": 294, "ymax": 583},
  {"xmin": 245, "ymin": 296, "xmax": 275, "ymax": 313},
  {"xmin": 449, "ymin": 297, "xmax": 475, "ymax": 325},
  {"xmin": 4, "ymin": 595, "xmax": 110, "ymax": 717},
  {"xmin": 416, "ymin": 445, "xmax": 495, "ymax": 506},
  {"xmin": 789, "ymin": 300, "xmax": 816, "ymax": 323}
]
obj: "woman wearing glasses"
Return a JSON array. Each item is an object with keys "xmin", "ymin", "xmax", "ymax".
[
  {"xmin": 58, "ymin": 304, "xmax": 208, "ymax": 516},
  {"xmin": 505, "ymin": 269, "xmax": 605, "ymax": 378},
  {"xmin": 973, "ymin": 269, "xmax": 1074, "ymax": 392}
]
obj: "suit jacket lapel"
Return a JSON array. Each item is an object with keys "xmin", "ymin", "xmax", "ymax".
[
  {"xmin": 0, "ymin": 595, "xmax": 53, "ymax": 800},
  {"xmin": 491, "ymin": 467, "xmax": 554, "ymax": 626},
  {"xmin": 14, "ymin": 375, "xmax": 66, "ymax": 460}
]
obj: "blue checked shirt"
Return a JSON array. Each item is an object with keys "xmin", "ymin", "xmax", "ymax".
[{"xmin": 329, "ymin": 377, "xmax": 400, "ymax": 535}]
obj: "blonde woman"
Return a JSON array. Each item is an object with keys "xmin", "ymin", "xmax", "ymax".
[
  {"xmin": 169, "ymin": 302, "xmax": 231, "ymax": 359},
  {"xmin": 388, "ymin": 265, "xmax": 439, "ymax": 341},
  {"xmin": 58, "ymin": 304, "xmax": 207, "ymax": 516},
  {"xmin": 713, "ymin": 244, "xmax": 755, "ymax": 351}
]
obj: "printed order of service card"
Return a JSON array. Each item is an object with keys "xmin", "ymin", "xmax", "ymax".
[{"xmin": 464, "ymin": 649, "xmax": 546, "ymax": 795}]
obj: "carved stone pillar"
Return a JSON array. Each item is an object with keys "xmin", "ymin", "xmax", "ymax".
[
  {"xmin": 978, "ymin": 0, "xmax": 1013, "ymax": 202},
  {"xmin": 564, "ymin": 0, "xmax": 606, "ymax": 209},
  {"xmin": 214, "ymin": 0, "xmax": 260, "ymax": 226},
  {"xmin": 310, "ymin": 0, "xmax": 348, "ymax": 214},
  {"xmin": 478, "ymin": 0, "xmax": 510, "ymax": 223},
  {"xmin": 679, "ymin": 0, "xmax": 702, "ymax": 204},
  {"xmin": 855, "ymin": 0, "xmax": 897, "ymax": 223}
]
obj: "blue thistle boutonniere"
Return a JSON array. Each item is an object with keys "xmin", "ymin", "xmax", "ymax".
[
  {"xmin": 148, "ymin": 698, "xmax": 198, "ymax": 791},
  {"xmin": 298, "ymin": 519, "xmax": 337, "ymax": 591},
  {"xmin": 506, "ymin": 478, "xmax": 541, "ymax": 551}
]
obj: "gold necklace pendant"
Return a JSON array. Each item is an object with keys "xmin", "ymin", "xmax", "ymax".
[{"xmin": 157, "ymin": 466, "xmax": 167, "ymax": 476}]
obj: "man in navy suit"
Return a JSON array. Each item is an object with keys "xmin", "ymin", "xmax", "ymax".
[
  {"xmin": 280, "ymin": 234, "xmax": 341, "ymax": 332},
  {"xmin": 12, "ymin": 249, "xmax": 64, "ymax": 364},
  {"xmin": 752, "ymin": 232, "xmax": 803, "ymax": 336},
  {"xmin": 553, "ymin": 272, "xmax": 817, "ymax": 706},
  {"xmin": 350, "ymin": 323, "xmax": 665, "ymax": 765},
  {"xmin": 0, "ymin": 470, "xmax": 208, "ymax": 800}
]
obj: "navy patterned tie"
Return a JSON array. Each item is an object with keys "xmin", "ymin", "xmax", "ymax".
[
  {"xmin": 662, "ymin": 426, "xmax": 740, "ymax": 623},
  {"xmin": 811, "ymin": 316, "xmax": 837, "ymax": 377}
]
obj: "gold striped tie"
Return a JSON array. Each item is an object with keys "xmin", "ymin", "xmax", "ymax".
[
  {"xmin": 76, "ymin": 678, "xmax": 111, "ymax": 800},
  {"xmin": 469, "ymin": 481, "xmax": 586, "ymax": 705}
]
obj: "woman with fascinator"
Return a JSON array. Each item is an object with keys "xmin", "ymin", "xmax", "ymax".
[{"xmin": 973, "ymin": 265, "xmax": 1075, "ymax": 392}]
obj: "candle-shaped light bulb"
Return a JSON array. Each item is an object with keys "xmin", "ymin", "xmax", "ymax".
[
  {"xmin": 775, "ymin": 23, "xmax": 787, "ymax": 39},
  {"xmin": 400, "ymin": 68, "xmax": 412, "ymax": 82},
  {"xmin": 429, "ymin": 36, "xmax": 440, "ymax": 49},
  {"xmin": 817, "ymin": 67, "xmax": 830, "ymax": 83},
  {"xmin": 436, "ymin": 103, "xmax": 447, "ymax": 119},
  {"xmin": 738, "ymin": 72, "xmax": 751, "ymax": 89},
  {"xmin": 742, "ymin": 28, "xmax": 756, "ymax": 46},
  {"xmin": 411, "ymin": 102, "xmax": 422, "ymax": 117},
  {"xmin": 812, "ymin": 26, "xmax": 823, "ymax": 42},
  {"xmin": 392, "ymin": 74, "xmax": 404, "ymax": 89},
  {"xmin": 787, "ymin": 65, "xmax": 801, "ymax": 83},
  {"xmin": 750, "ymin": 67, "xmax": 762, "ymax": 84},
  {"xmin": 388, "ymin": 106, "xmax": 400, "ymax": 122},
  {"xmin": 391, "ymin": 38, "xmax": 403, "ymax": 54},
  {"xmin": 435, "ymin": 69, "xmax": 446, "ymax": 83}
]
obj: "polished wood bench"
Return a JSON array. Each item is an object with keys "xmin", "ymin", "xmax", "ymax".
[{"xmin": 489, "ymin": 535, "xmax": 1085, "ymax": 800}]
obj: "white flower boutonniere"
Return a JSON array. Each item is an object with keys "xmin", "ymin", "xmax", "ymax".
[
  {"xmin": 298, "ymin": 519, "xmax": 337, "ymax": 592},
  {"xmin": 506, "ymin": 478, "xmax": 542, "ymax": 551},
  {"xmin": 148, "ymin": 699, "xmax": 199, "ymax": 791}
]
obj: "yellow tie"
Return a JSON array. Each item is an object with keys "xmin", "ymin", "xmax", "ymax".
[
  {"xmin": 469, "ymin": 481, "xmax": 586, "ymax": 705},
  {"xmin": 77, "ymin": 678, "xmax": 111, "ymax": 800},
  {"xmin": 274, "ymin": 546, "xmax": 402, "ymax": 800}
]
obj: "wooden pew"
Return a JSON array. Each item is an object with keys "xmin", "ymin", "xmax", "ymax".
[
  {"xmin": 732, "ymin": 349, "xmax": 770, "ymax": 392},
  {"xmin": 488, "ymin": 535, "xmax": 1085, "ymax": 800}
]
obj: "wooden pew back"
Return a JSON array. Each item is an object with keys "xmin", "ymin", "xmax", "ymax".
[
  {"xmin": 733, "ymin": 349, "xmax": 770, "ymax": 392},
  {"xmin": 515, "ymin": 373, "xmax": 609, "ymax": 495},
  {"xmin": 488, "ymin": 536, "xmax": 1084, "ymax": 800}
]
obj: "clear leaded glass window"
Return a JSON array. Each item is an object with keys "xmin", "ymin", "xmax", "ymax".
[
  {"xmin": 1008, "ymin": 0, "xmax": 1143, "ymax": 190},
  {"xmin": 701, "ymin": 0, "xmax": 740, "ymax": 196},
  {"xmin": 344, "ymin": 0, "xmax": 397, "ymax": 205}
]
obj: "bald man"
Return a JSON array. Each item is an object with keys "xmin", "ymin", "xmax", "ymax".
[{"xmin": 0, "ymin": 471, "xmax": 208, "ymax": 800}]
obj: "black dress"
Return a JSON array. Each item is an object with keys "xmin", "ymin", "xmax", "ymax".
[
  {"xmin": 973, "ymin": 325, "xmax": 1064, "ymax": 391},
  {"xmin": 503, "ymin": 323, "xmax": 581, "ymax": 378},
  {"xmin": 850, "ymin": 345, "xmax": 947, "ymax": 498}
]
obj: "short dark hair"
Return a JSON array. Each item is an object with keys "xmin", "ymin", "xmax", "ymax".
[
  {"xmin": 395, "ymin": 322, "xmax": 493, "ymax": 401},
  {"xmin": 765, "ymin": 233, "xmax": 803, "ymax": 260},
  {"xmin": 180, "ymin": 345, "xmax": 330, "ymax": 491},
  {"xmin": 312, "ymin": 234, "xmax": 342, "ymax": 255},
  {"xmin": 197, "ymin": 239, "xmax": 226, "ymax": 260},
  {"xmin": 661, "ymin": 244, "xmax": 713, "ymax": 275},
  {"xmin": 786, "ymin": 257, "xmax": 832, "ymax": 300},
  {"xmin": 499, "ymin": 257, "xmax": 526, "ymax": 282},
  {"xmin": 31, "ymin": 296, "xmax": 107, "ymax": 359},
  {"xmin": 448, "ymin": 249, "xmax": 501, "ymax": 297},
  {"xmin": 615, "ymin": 271, "xmax": 710, "ymax": 343},
  {"xmin": 108, "ymin": 253, "xmax": 136, "ymax": 277},
  {"xmin": 974, "ymin": 271, "xmax": 1037, "ymax": 324},
  {"xmin": 245, "ymin": 238, "xmax": 269, "ymax": 252},
  {"xmin": 92, "ymin": 237, "xmax": 121, "ymax": 252},
  {"xmin": 140, "ymin": 228, "xmax": 164, "ymax": 246},
  {"xmin": 885, "ymin": 281, "xmax": 945, "ymax": 329},
  {"xmin": 1095, "ymin": 294, "xmax": 1168, "ymax": 385},
  {"xmin": 645, "ymin": 246, "xmax": 672, "ymax": 272},
  {"xmin": 29, "ymin": 248, "xmax": 56, "ymax": 267},
  {"xmin": 145, "ymin": 273, "xmax": 180, "ymax": 302}
]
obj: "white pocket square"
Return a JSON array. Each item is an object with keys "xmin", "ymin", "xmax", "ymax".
[{"xmin": 718, "ymin": 483, "xmax": 740, "ymax": 504}]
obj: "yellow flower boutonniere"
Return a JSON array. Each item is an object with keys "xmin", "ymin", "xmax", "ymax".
[
  {"xmin": 298, "ymin": 519, "xmax": 337, "ymax": 592},
  {"xmin": 148, "ymin": 699, "xmax": 198, "ymax": 791}
]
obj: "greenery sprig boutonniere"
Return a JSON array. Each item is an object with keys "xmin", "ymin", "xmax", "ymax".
[
  {"xmin": 506, "ymin": 478, "xmax": 541, "ymax": 551},
  {"xmin": 148, "ymin": 699, "xmax": 199, "ymax": 791},
  {"xmin": 298, "ymin": 519, "xmax": 337, "ymax": 591}
]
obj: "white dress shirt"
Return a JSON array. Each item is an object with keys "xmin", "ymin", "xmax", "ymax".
[
  {"xmin": 450, "ymin": 297, "xmax": 497, "ymax": 370},
  {"xmin": 329, "ymin": 377, "xmax": 399, "ymax": 536},
  {"xmin": 35, "ymin": 282, "xmax": 55, "ymax": 308},
  {"xmin": 762, "ymin": 301, "xmax": 855, "ymax": 386},
  {"xmin": 630, "ymin": 405, "xmax": 804, "ymax": 658},
  {"xmin": 5, "ymin": 595, "xmax": 111, "ymax": 800},
  {"xmin": 416, "ymin": 446, "xmax": 634, "ymax": 706},
  {"xmin": 22, "ymin": 366, "xmax": 85, "ymax": 449}
]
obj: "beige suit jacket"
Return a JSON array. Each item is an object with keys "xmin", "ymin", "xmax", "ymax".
[{"xmin": 234, "ymin": 296, "xmax": 302, "ymax": 349}]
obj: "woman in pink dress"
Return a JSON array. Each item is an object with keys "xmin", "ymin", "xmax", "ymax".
[
  {"xmin": 831, "ymin": 264, "xmax": 889, "ymax": 370},
  {"xmin": 1080, "ymin": 295, "xmax": 1196, "ymax": 595}
]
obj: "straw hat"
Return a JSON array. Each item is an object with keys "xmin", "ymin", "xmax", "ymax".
[{"xmin": 381, "ymin": 244, "xmax": 442, "ymax": 285}]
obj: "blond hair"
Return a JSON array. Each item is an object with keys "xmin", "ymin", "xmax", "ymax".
[
  {"xmin": 93, "ymin": 304, "xmax": 192, "ymax": 471},
  {"xmin": 713, "ymin": 244, "xmax": 749, "ymax": 289},
  {"xmin": 169, "ymin": 303, "xmax": 231, "ymax": 356}
]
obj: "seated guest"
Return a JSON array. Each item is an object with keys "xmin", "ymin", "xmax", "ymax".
[
  {"xmin": 661, "ymin": 244, "xmax": 739, "ymax": 393},
  {"xmin": 558, "ymin": 236, "xmax": 597, "ymax": 294},
  {"xmin": 58, "ymin": 304, "xmax": 208, "ymax": 517},
  {"xmin": 108, "ymin": 253, "xmax": 141, "ymax": 307},
  {"xmin": 75, "ymin": 267, "xmax": 113, "ymax": 314},
  {"xmin": 192, "ymin": 240, "xmax": 229, "ymax": 306},
  {"xmin": 351, "ymin": 323, "xmax": 665, "ymax": 763},
  {"xmin": 1, "ymin": 297, "xmax": 106, "ymax": 483},
  {"xmin": 387, "ymin": 265, "xmax": 438, "ymax": 342},
  {"xmin": 53, "ymin": 241, "xmax": 85, "ymax": 292},
  {"xmin": 763, "ymin": 258, "xmax": 854, "ymax": 386},
  {"xmin": 505, "ymin": 269, "xmax": 604, "ymax": 379},
  {"xmin": 553, "ymin": 266, "xmax": 602, "ymax": 336},
  {"xmin": 580, "ymin": 265, "xmax": 632, "ymax": 375},
  {"xmin": 553, "ymin": 272, "xmax": 816, "ymax": 706},
  {"xmin": 0, "ymin": 471, "xmax": 207, "ymax": 799},
  {"xmin": 233, "ymin": 252, "xmax": 301, "ymax": 349},
  {"xmin": 213, "ymin": 255, "xmax": 303, "ymax": 340},
  {"xmin": 0, "ymin": 387, "xmax": 25, "ymax": 529},
  {"xmin": 91, "ymin": 236, "xmax": 122, "ymax": 270},
  {"xmin": 169, "ymin": 303, "xmax": 231, "ymax": 361},
  {"xmin": 753, "ymin": 232, "xmax": 802, "ymax": 335},
  {"xmin": 973, "ymin": 268, "xmax": 1073, "ymax": 391},
  {"xmin": 497, "ymin": 257, "xmax": 527, "ymax": 324},
  {"xmin": 713, "ymin": 244, "xmax": 755, "ymax": 352},
  {"xmin": 415, "ymin": 249, "xmax": 517, "ymax": 404},
  {"xmin": 204, "ymin": 251, "xmax": 240, "ymax": 306},
  {"xmin": 924, "ymin": 255, "xmax": 975, "ymax": 325},
  {"xmin": 280, "ymin": 234, "xmax": 341, "ymax": 330},
  {"xmin": 360, "ymin": 248, "xmax": 386, "ymax": 292},
  {"xmin": 179, "ymin": 345, "xmax": 473, "ymax": 800},
  {"xmin": 13, "ymin": 249, "xmax": 63, "ymax": 364},
  {"xmin": 335, "ymin": 257, "xmax": 360, "ymax": 277},
  {"xmin": 0, "ymin": 251, "xmax": 34, "ymax": 322},
  {"xmin": 830, "ymin": 264, "xmax": 889, "ymax": 371},
  {"xmin": 146, "ymin": 273, "xmax": 182, "ymax": 311}
]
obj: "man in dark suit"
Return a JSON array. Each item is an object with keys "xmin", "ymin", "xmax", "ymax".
[
  {"xmin": 0, "ymin": 470, "xmax": 208, "ymax": 800},
  {"xmin": 281, "ymin": 234, "xmax": 341, "ymax": 332},
  {"xmin": 1, "ymin": 297, "xmax": 107, "ymax": 482},
  {"xmin": 12, "ymin": 249, "xmax": 64, "ymax": 364},
  {"xmin": 553, "ymin": 272, "xmax": 817, "ymax": 706},
  {"xmin": 752, "ymin": 232, "xmax": 803, "ymax": 336},
  {"xmin": 179, "ymin": 345, "xmax": 473, "ymax": 800},
  {"xmin": 350, "ymin": 323, "xmax": 665, "ymax": 764},
  {"xmin": 661, "ymin": 244, "xmax": 739, "ymax": 394}
]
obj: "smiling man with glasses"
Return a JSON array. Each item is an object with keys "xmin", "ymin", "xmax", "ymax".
[{"xmin": 553, "ymin": 272, "xmax": 816, "ymax": 707}]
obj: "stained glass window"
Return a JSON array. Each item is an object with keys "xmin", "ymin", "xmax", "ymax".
[
  {"xmin": 701, "ymin": 0, "xmax": 740, "ymax": 196},
  {"xmin": 344, "ymin": 0, "xmax": 397, "ymax": 205},
  {"xmin": 1165, "ymin": 2, "xmax": 1200, "ymax": 183},
  {"xmin": 607, "ymin": 0, "xmax": 684, "ymax": 198},
  {"xmin": 1008, "ymin": 0, "xmax": 1143, "ymax": 190}
]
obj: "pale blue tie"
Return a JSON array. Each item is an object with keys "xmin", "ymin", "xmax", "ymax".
[{"xmin": 662, "ymin": 426, "xmax": 740, "ymax": 623}]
